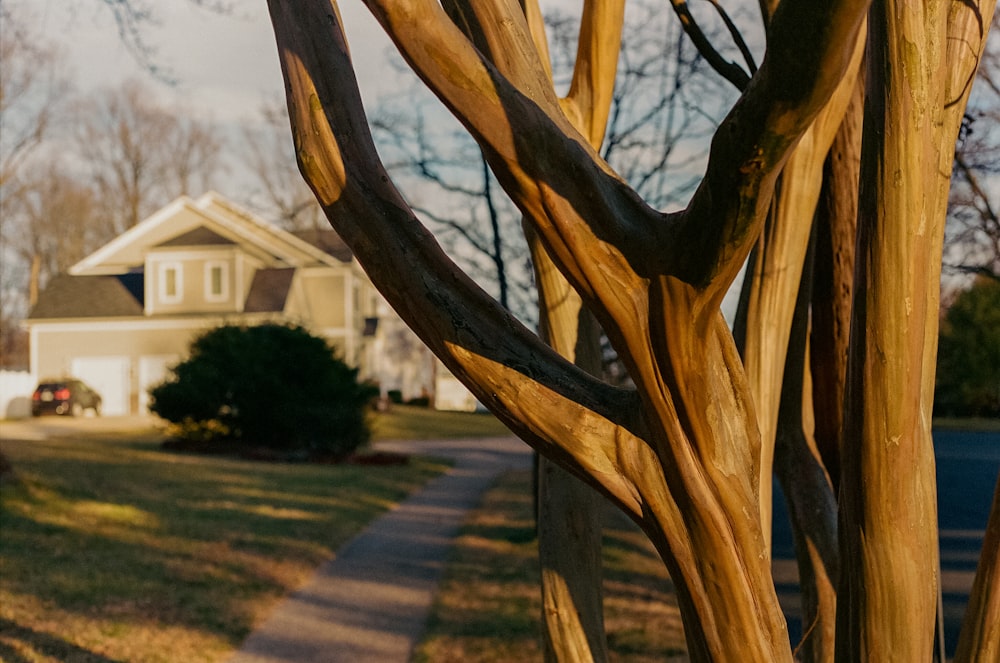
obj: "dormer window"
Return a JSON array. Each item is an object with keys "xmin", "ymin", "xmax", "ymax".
[
  {"xmin": 159, "ymin": 262, "xmax": 183, "ymax": 304},
  {"xmin": 205, "ymin": 261, "xmax": 229, "ymax": 302}
]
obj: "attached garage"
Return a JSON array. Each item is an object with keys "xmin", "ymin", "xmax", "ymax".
[{"xmin": 70, "ymin": 356, "xmax": 131, "ymax": 416}]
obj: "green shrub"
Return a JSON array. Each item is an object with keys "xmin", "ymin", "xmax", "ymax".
[
  {"xmin": 150, "ymin": 323, "xmax": 378, "ymax": 459},
  {"xmin": 935, "ymin": 278, "xmax": 1000, "ymax": 418}
]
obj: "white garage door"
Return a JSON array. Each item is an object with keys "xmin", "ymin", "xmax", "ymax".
[
  {"xmin": 138, "ymin": 355, "xmax": 179, "ymax": 413},
  {"xmin": 71, "ymin": 357, "xmax": 131, "ymax": 416}
]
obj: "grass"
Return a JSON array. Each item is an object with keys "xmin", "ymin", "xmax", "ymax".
[
  {"xmin": 932, "ymin": 416, "xmax": 1000, "ymax": 431},
  {"xmin": 0, "ymin": 422, "xmax": 450, "ymax": 663},
  {"xmin": 413, "ymin": 469, "xmax": 689, "ymax": 663},
  {"xmin": 370, "ymin": 403, "xmax": 511, "ymax": 440}
]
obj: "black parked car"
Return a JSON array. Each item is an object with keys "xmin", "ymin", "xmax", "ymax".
[{"xmin": 31, "ymin": 379, "xmax": 103, "ymax": 417}]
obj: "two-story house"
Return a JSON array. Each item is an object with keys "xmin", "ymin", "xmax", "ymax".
[{"xmin": 25, "ymin": 192, "xmax": 439, "ymax": 415}]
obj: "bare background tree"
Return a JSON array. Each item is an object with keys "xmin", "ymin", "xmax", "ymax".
[
  {"xmin": 241, "ymin": 99, "xmax": 327, "ymax": 231},
  {"xmin": 0, "ymin": 6, "xmax": 69, "ymax": 368},
  {"xmin": 0, "ymin": 3, "xmax": 228, "ymax": 368},
  {"xmin": 75, "ymin": 80, "xmax": 224, "ymax": 237},
  {"xmin": 945, "ymin": 14, "xmax": 1000, "ymax": 287}
]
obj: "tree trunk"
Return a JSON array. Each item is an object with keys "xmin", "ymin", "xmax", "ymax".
[
  {"xmin": 739, "ymin": 31, "xmax": 865, "ymax": 549},
  {"xmin": 538, "ymin": 458, "xmax": 608, "ymax": 662},
  {"xmin": 954, "ymin": 475, "xmax": 1000, "ymax": 662},
  {"xmin": 810, "ymin": 72, "xmax": 864, "ymax": 491},
  {"xmin": 532, "ymin": 230, "xmax": 609, "ymax": 663},
  {"xmin": 524, "ymin": 3, "xmax": 623, "ymax": 658},
  {"xmin": 28, "ymin": 253, "xmax": 41, "ymax": 308},
  {"xmin": 773, "ymin": 230, "xmax": 838, "ymax": 663},
  {"xmin": 835, "ymin": 0, "xmax": 993, "ymax": 656}
]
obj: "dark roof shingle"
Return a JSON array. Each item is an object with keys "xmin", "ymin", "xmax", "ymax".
[
  {"xmin": 156, "ymin": 226, "xmax": 235, "ymax": 247},
  {"xmin": 291, "ymin": 229, "xmax": 353, "ymax": 262},
  {"xmin": 28, "ymin": 274, "xmax": 144, "ymax": 319},
  {"xmin": 244, "ymin": 268, "xmax": 295, "ymax": 313}
]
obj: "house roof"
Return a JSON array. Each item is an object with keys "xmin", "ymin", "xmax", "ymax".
[
  {"xmin": 28, "ymin": 274, "xmax": 144, "ymax": 319},
  {"xmin": 70, "ymin": 192, "xmax": 352, "ymax": 275},
  {"xmin": 292, "ymin": 229, "xmax": 353, "ymax": 262},
  {"xmin": 29, "ymin": 193, "xmax": 359, "ymax": 323},
  {"xmin": 155, "ymin": 226, "xmax": 235, "ymax": 247},
  {"xmin": 244, "ymin": 268, "xmax": 296, "ymax": 313}
]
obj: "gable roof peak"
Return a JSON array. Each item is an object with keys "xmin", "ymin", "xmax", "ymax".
[
  {"xmin": 69, "ymin": 196, "xmax": 199, "ymax": 275},
  {"xmin": 69, "ymin": 192, "xmax": 353, "ymax": 275}
]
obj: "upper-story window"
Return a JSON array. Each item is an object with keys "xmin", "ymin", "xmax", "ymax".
[
  {"xmin": 159, "ymin": 262, "xmax": 183, "ymax": 304},
  {"xmin": 204, "ymin": 261, "xmax": 229, "ymax": 302}
]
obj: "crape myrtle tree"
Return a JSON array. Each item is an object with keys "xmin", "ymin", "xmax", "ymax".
[
  {"xmin": 266, "ymin": 1, "xmax": 997, "ymax": 662},
  {"xmin": 371, "ymin": 10, "xmax": 736, "ymax": 656}
]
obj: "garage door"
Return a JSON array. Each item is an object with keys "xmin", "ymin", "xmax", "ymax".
[
  {"xmin": 138, "ymin": 355, "xmax": 179, "ymax": 413},
  {"xmin": 71, "ymin": 357, "xmax": 131, "ymax": 416}
]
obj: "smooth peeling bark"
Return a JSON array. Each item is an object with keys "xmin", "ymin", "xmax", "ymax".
[
  {"xmin": 270, "ymin": 7, "xmax": 786, "ymax": 654},
  {"xmin": 954, "ymin": 475, "xmax": 1000, "ymax": 663},
  {"xmin": 631, "ymin": 287, "xmax": 793, "ymax": 663},
  {"xmin": 810, "ymin": 72, "xmax": 864, "ymax": 491},
  {"xmin": 740, "ymin": 30, "xmax": 864, "ymax": 550},
  {"xmin": 836, "ymin": 0, "xmax": 995, "ymax": 659},
  {"xmin": 267, "ymin": 0, "xmax": 868, "ymax": 659},
  {"xmin": 773, "ymin": 231, "xmax": 839, "ymax": 663}
]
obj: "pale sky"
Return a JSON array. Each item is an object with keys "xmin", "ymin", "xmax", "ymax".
[
  {"xmin": 8, "ymin": 0, "xmax": 748, "ymax": 320},
  {"xmin": 15, "ymin": 1, "xmax": 403, "ymax": 124}
]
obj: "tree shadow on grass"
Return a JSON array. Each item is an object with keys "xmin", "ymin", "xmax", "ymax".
[{"xmin": 0, "ymin": 617, "xmax": 126, "ymax": 663}]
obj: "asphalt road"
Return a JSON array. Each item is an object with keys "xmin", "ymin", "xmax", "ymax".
[{"xmin": 773, "ymin": 428, "xmax": 1000, "ymax": 657}]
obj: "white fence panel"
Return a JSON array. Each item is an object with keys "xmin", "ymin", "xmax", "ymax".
[{"xmin": 0, "ymin": 370, "xmax": 37, "ymax": 419}]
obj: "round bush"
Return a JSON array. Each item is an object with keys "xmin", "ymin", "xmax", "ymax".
[{"xmin": 150, "ymin": 324, "xmax": 378, "ymax": 459}]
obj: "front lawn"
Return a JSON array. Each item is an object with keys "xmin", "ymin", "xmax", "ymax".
[
  {"xmin": 371, "ymin": 404, "xmax": 511, "ymax": 440},
  {"xmin": 0, "ymin": 428, "xmax": 448, "ymax": 663}
]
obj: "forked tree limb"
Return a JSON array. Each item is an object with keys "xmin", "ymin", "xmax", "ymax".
[
  {"xmin": 365, "ymin": 0, "xmax": 870, "ymax": 306},
  {"xmin": 267, "ymin": 0, "xmax": 648, "ymax": 517},
  {"xmin": 674, "ymin": 0, "xmax": 870, "ymax": 298}
]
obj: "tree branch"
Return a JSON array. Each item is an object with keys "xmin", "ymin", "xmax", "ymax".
[
  {"xmin": 562, "ymin": 0, "xmax": 626, "ymax": 146},
  {"xmin": 670, "ymin": 0, "xmax": 871, "ymax": 296},
  {"xmin": 267, "ymin": 0, "xmax": 648, "ymax": 515},
  {"xmin": 667, "ymin": 0, "xmax": 752, "ymax": 91}
]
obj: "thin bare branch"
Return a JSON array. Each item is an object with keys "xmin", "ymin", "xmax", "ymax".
[
  {"xmin": 667, "ymin": 0, "xmax": 751, "ymax": 91},
  {"xmin": 705, "ymin": 0, "xmax": 758, "ymax": 74},
  {"xmin": 671, "ymin": 0, "xmax": 870, "ymax": 297}
]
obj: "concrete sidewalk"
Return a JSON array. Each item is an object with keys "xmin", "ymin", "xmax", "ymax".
[{"xmin": 228, "ymin": 436, "xmax": 532, "ymax": 663}]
